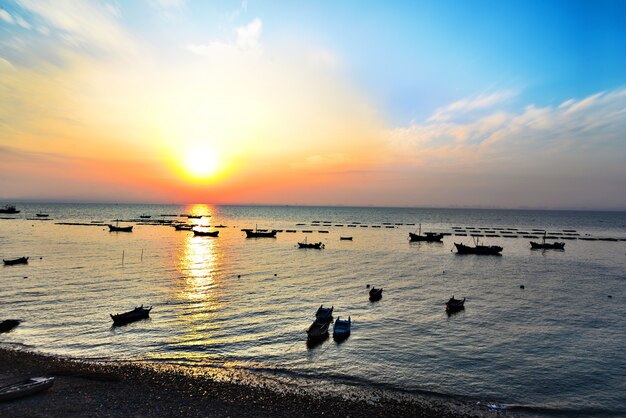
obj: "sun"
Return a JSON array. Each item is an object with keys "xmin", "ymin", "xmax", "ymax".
[{"xmin": 184, "ymin": 146, "xmax": 219, "ymax": 179}]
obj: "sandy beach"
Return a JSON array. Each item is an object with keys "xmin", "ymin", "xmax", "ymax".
[{"xmin": 0, "ymin": 347, "xmax": 493, "ymax": 417}]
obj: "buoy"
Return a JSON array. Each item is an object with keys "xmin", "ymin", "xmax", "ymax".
[
  {"xmin": 237, "ymin": 275, "xmax": 241, "ymax": 278},
  {"xmin": 608, "ymin": 295, "xmax": 612, "ymax": 298},
  {"xmin": 366, "ymin": 284, "xmax": 370, "ymax": 288},
  {"xmin": 274, "ymin": 273, "xmax": 277, "ymax": 276},
  {"xmin": 520, "ymin": 285, "xmax": 525, "ymax": 289}
]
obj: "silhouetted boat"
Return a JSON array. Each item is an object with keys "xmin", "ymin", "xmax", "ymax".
[
  {"xmin": 0, "ymin": 377, "xmax": 55, "ymax": 401},
  {"xmin": 339, "ymin": 236, "xmax": 353, "ymax": 240},
  {"xmin": 139, "ymin": 215, "xmax": 151, "ymax": 219},
  {"xmin": 408, "ymin": 224, "xmax": 444, "ymax": 242},
  {"xmin": 35, "ymin": 213, "xmax": 49, "ymax": 217},
  {"xmin": 185, "ymin": 214, "xmax": 202, "ymax": 219},
  {"xmin": 174, "ymin": 224, "xmax": 193, "ymax": 231},
  {"xmin": 369, "ymin": 287, "xmax": 383, "ymax": 301},
  {"xmin": 0, "ymin": 205, "xmax": 19, "ymax": 214},
  {"xmin": 244, "ymin": 228, "xmax": 278, "ymax": 238},
  {"xmin": 307, "ymin": 319, "xmax": 330, "ymax": 341},
  {"xmin": 110, "ymin": 305, "xmax": 152, "ymax": 325},
  {"xmin": 333, "ymin": 316, "xmax": 351, "ymax": 340},
  {"xmin": 3, "ymin": 256, "xmax": 28, "ymax": 266},
  {"xmin": 108, "ymin": 224, "xmax": 133, "ymax": 232},
  {"xmin": 192, "ymin": 229, "xmax": 219, "ymax": 237},
  {"xmin": 315, "ymin": 305, "xmax": 334, "ymax": 323},
  {"xmin": 298, "ymin": 238, "xmax": 324, "ymax": 249},
  {"xmin": 446, "ymin": 296, "xmax": 465, "ymax": 313},
  {"xmin": 0, "ymin": 319, "xmax": 20, "ymax": 333},
  {"xmin": 454, "ymin": 238, "xmax": 502, "ymax": 255},
  {"xmin": 530, "ymin": 233, "xmax": 565, "ymax": 250}
]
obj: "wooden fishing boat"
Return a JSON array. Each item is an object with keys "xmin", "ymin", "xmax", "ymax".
[
  {"xmin": 0, "ymin": 319, "xmax": 20, "ymax": 333},
  {"xmin": 0, "ymin": 377, "xmax": 55, "ymax": 401},
  {"xmin": 107, "ymin": 221, "xmax": 133, "ymax": 232},
  {"xmin": 298, "ymin": 238, "xmax": 324, "ymax": 249},
  {"xmin": 244, "ymin": 229, "xmax": 278, "ymax": 238},
  {"xmin": 0, "ymin": 205, "xmax": 19, "ymax": 214},
  {"xmin": 530, "ymin": 233, "xmax": 565, "ymax": 250},
  {"xmin": 446, "ymin": 296, "xmax": 466, "ymax": 313},
  {"xmin": 315, "ymin": 305, "xmax": 334, "ymax": 323},
  {"xmin": 454, "ymin": 238, "xmax": 502, "ymax": 255},
  {"xmin": 3, "ymin": 256, "xmax": 28, "ymax": 266},
  {"xmin": 307, "ymin": 319, "xmax": 330, "ymax": 341},
  {"xmin": 333, "ymin": 316, "xmax": 351, "ymax": 340},
  {"xmin": 408, "ymin": 224, "xmax": 444, "ymax": 242},
  {"xmin": 369, "ymin": 287, "xmax": 383, "ymax": 301},
  {"xmin": 192, "ymin": 229, "xmax": 219, "ymax": 237},
  {"xmin": 110, "ymin": 305, "xmax": 152, "ymax": 325}
]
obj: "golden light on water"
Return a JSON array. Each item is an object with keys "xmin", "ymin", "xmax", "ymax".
[{"xmin": 179, "ymin": 234, "xmax": 220, "ymax": 302}]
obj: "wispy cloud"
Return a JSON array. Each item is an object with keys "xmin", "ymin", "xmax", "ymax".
[
  {"xmin": 428, "ymin": 90, "xmax": 517, "ymax": 122},
  {"xmin": 187, "ymin": 17, "xmax": 263, "ymax": 57}
]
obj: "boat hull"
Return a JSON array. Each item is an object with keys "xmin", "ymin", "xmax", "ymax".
[
  {"xmin": 193, "ymin": 230, "xmax": 219, "ymax": 237},
  {"xmin": 0, "ymin": 377, "xmax": 55, "ymax": 402},
  {"xmin": 408, "ymin": 232, "xmax": 444, "ymax": 242},
  {"xmin": 110, "ymin": 306, "xmax": 152, "ymax": 325},
  {"xmin": 3, "ymin": 257, "xmax": 28, "ymax": 265},
  {"xmin": 108, "ymin": 225, "xmax": 133, "ymax": 232},
  {"xmin": 530, "ymin": 241, "xmax": 565, "ymax": 250},
  {"xmin": 244, "ymin": 230, "xmax": 277, "ymax": 238},
  {"xmin": 454, "ymin": 243, "xmax": 502, "ymax": 255}
]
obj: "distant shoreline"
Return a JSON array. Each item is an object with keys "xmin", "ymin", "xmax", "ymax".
[{"xmin": 0, "ymin": 347, "xmax": 489, "ymax": 417}]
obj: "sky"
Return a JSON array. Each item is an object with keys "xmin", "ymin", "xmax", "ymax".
[{"xmin": 1, "ymin": 0, "xmax": 625, "ymax": 209}]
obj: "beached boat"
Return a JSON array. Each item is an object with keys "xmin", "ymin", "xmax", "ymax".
[
  {"xmin": 192, "ymin": 229, "xmax": 219, "ymax": 237},
  {"xmin": 408, "ymin": 224, "xmax": 444, "ymax": 242},
  {"xmin": 530, "ymin": 233, "xmax": 565, "ymax": 250},
  {"xmin": 298, "ymin": 238, "xmax": 324, "ymax": 249},
  {"xmin": 0, "ymin": 205, "xmax": 19, "ymax": 214},
  {"xmin": 3, "ymin": 256, "xmax": 28, "ymax": 266},
  {"xmin": 0, "ymin": 377, "xmax": 55, "ymax": 402},
  {"xmin": 244, "ymin": 228, "xmax": 278, "ymax": 238},
  {"xmin": 110, "ymin": 305, "xmax": 152, "ymax": 325},
  {"xmin": 307, "ymin": 319, "xmax": 330, "ymax": 341},
  {"xmin": 333, "ymin": 316, "xmax": 351, "ymax": 340},
  {"xmin": 446, "ymin": 296, "xmax": 466, "ymax": 313},
  {"xmin": 315, "ymin": 305, "xmax": 334, "ymax": 323},
  {"xmin": 454, "ymin": 238, "xmax": 502, "ymax": 255},
  {"xmin": 0, "ymin": 319, "xmax": 20, "ymax": 333},
  {"xmin": 369, "ymin": 287, "xmax": 383, "ymax": 301}
]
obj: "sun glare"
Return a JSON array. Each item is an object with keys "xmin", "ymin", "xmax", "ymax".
[{"xmin": 184, "ymin": 147, "xmax": 219, "ymax": 179}]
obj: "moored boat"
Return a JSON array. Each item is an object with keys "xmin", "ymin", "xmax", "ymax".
[
  {"xmin": 108, "ymin": 221, "xmax": 133, "ymax": 232},
  {"xmin": 333, "ymin": 316, "xmax": 351, "ymax": 340},
  {"xmin": 408, "ymin": 224, "xmax": 444, "ymax": 242},
  {"xmin": 446, "ymin": 296, "xmax": 466, "ymax": 313},
  {"xmin": 110, "ymin": 305, "xmax": 152, "ymax": 325},
  {"xmin": 0, "ymin": 377, "xmax": 55, "ymax": 402},
  {"xmin": 244, "ymin": 229, "xmax": 278, "ymax": 238},
  {"xmin": 369, "ymin": 287, "xmax": 383, "ymax": 301},
  {"xmin": 339, "ymin": 236, "xmax": 353, "ymax": 240},
  {"xmin": 298, "ymin": 239, "xmax": 324, "ymax": 249},
  {"xmin": 315, "ymin": 305, "xmax": 334, "ymax": 323},
  {"xmin": 35, "ymin": 213, "xmax": 49, "ymax": 217},
  {"xmin": 3, "ymin": 256, "xmax": 28, "ymax": 266},
  {"xmin": 192, "ymin": 229, "xmax": 219, "ymax": 237},
  {"xmin": 307, "ymin": 319, "xmax": 330, "ymax": 341},
  {"xmin": 530, "ymin": 233, "xmax": 565, "ymax": 250},
  {"xmin": 174, "ymin": 224, "xmax": 193, "ymax": 231},
  {"xmin": 0, "ymin": 319, "xmax": 20, "ymax": 333},
  {"xmin": 454, "ymin": 238, "xmax": 502, "ymax": 255},
  {"xmin": 0, "ymin": 205, "xmax": 19, "ymax": 214}
]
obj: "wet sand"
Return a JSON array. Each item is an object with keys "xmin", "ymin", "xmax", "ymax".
[{"xmin": 0, "ymin": 347, "xmax": 492, "ymax": 417}]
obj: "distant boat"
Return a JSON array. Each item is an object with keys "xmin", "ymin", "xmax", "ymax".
[
  {"xmin": 139, "ymin": 215, "xmax": 151, "ymax": 219},
  {"xmin": 244, "ymin": 228, "xmax": 278, "ymax": 238},
  {"xmin": 446, "ymin": 296, "xmax": 466, "ymax": 313},
  {"xmin": 369, "ymin": 287, "xmax": 383, "ymax": 301},
  {"xmin": 3, "ymin": 256, "xmax": 28, "ymax": 266},
  {"xmin": 185, "ymin": 214, "xmax": 202, "ymax": 219},
  {"xmin": 192, "ymin": 229, "xmax": 219, "ymax": 237},
  {"xmin": 307, "ymin": 319, "xmax": 330, "ymax": 341},
  {"xmin": 454, "ymin": 238, "xmax": 502, "ymax": 255},
  {"xmin": 530, "ymin": 233, "xmax": 565, "ymax": 250},
  {"xmin": 0, "ymin": 319, "xmax": 20, "ymax": 333},
  {"xmin": 339, "ymin": 236, "xmax": 353, "ymax": 241},
  {"xmin": 333, "ymin": 316, "xmax": 351, "ymax": 340},
  {"xmin": 315, "ymin": 305, "xmax": 334, "ymax": 323},
  {"xmin": 108, "ymin": 224, "xmax": 133, "ymax": 232},
  {"xmin": 35, "ymin": 213, "xmax": 49, "ymax": 217},
  {"xmin": 298, "ymin": 238, "xmax": 324, "ymax": 249},
  {"xmin": 408, "ymin": 224, "xmax": 444, "ymax": 242},
  {"xmin": 173, "ymin": 224, "xmax": 193, "ymax": 231},
  {"xmin": 110, "ymin": 305, "xmax": 152, "ymax": 325},
  {"xmin": 0, "ymin": 205, "xmax": 19, "ymax": 214},
  {"xmin": 0, "ymin": 376, "xmax": 55, "ymax": 402}
]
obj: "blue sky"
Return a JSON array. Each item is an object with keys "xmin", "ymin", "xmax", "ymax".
[{"xmin": 1, "ymin": 1, "xmax": 625, "ymax": 208}]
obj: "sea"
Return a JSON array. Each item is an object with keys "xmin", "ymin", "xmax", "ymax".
[{"xmin": 1, "ymin": 203, "xmax": 625, "ymax": 416}]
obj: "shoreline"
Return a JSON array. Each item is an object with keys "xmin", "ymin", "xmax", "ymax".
[{"xmin": 0, "ymin": 347, "xmax": 494, "ymax": 417}]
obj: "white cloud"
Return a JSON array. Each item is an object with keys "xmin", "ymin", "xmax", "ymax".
[
  {"xmin": 428, "ymin": 90, "xmax": 516, "ymax": 122},
  {"xmin": 15, "ymin": 14, "xmax": 30, "ymax": 29},
  {"xmin": 187, "ymin": 18, "xmax": 262, "ymax": 58},
  {"xmin": 0, "ymin": 8, "xmax": 14, "ymax": 24}
]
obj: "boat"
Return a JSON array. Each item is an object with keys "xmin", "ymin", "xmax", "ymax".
[
  {"xmin": 307, "ymin": 319, "xmax": 330, "ymax": 341},
  {"xmin": 446, "ymin": 296, "xmax": 466, "ymax": 313},
  {"xmin": 139, "ymin": 215, "xmax": 151, "ymax": 219},
  {"xmin": 408, "ymin": 224, "xmax": 444, "ymax": 242},
  {"xmin": 108, "ymin": 224, "xmax": 133, "ymax": 232},
  {"xmin": 3, "ymin": 256, "xmax": 28, "ymax": 266},
  {"xmin": 192, "ymin": 229, "xmax": 219, "ymax": 237},
  {"xmin": 454, "ymin": 238, "xmax": 502, "ymax": 255},
  {"xmin": 339, "ymin": 236, "xmax": 353, "ymax": 241},
  {"xmin": 0, "ymin": 377, "xmax": 55, "ymax": 401},
  {"xmin": 185, "ymin": 214, "xmax": 202, "ymax": 219},
  {"xmin": 35, "ymin": 213, "xmax": 49, "ymax": 217},
  {"xmin": 244, "ymin": 228, "xmax": 278, "ymax": 238},
  {"xmin": 110, "ymin": 305, "xmax": 152, "ymax": 325},
  {"xmin": 173, "ymin": 224, "xmax": 193, "ymax": 231},
  {"xmin": 369, "ymin": 287, "xmax": 383, "ymax": 301},
  {"xmin": 0, "ymin": 205, "xmax": 20, "ymax": 214},
  {"xmin": 530, "ymin": 233, "xmax": 565, "ymax": 250},
  {"xmin": 333, "ymin": 316, "xmax": 351, "ymax": 340},
  {"xmin": 0, "ymin": 319, "xmax": 20, "ymax": 333},
  {"xmin": 315, "ymin": 305, "xmax": 334, "ymax": 323},
  {"xmin": 298, "ymin": 238, "xmax": 324, "ymax": 249}
]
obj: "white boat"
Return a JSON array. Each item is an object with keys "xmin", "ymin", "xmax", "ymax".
[{"xmin": 0, "ymin": 377, "xmax": 55, "ymax": 401}]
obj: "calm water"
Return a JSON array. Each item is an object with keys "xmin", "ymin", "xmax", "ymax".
[{"xmin": 1, "ymin": 203, "xmax": 625, "ymax": 416}]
